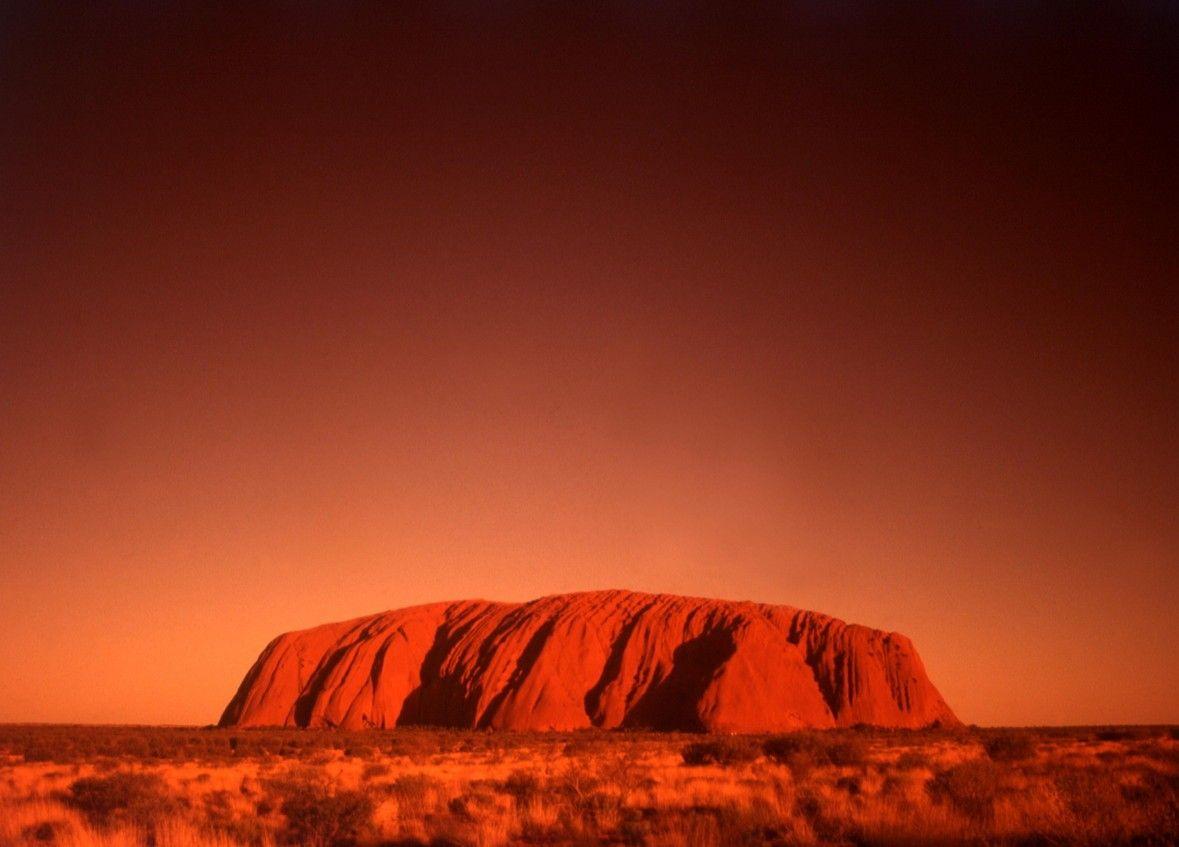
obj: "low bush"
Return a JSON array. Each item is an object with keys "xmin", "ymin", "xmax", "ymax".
[
  {"xmin": 763, "ymin": 732, "xmax": 869, "ymax": 771},
  {"xmin": 763, "ymin": 734, "xmax": 827, "ymax": 779},
  {"xmin": 681, "ymin": 738, "xmax": 760, "ymax": 766},
  {"xmin": 21, "ymin": 821, "xmax": 67, "ymax": 842},
  {"xmin": 63, "ymin": 771, "xmax": 176, "ymax": 828},
  {"xmin": 360, "ymin": 761, "xmax": 391, "ymax": 781},
  {"xmin": 1095, "ymin": 727, "xmax": 1149, "ymax": 742},
  {"xmin": 927, "ymin": 759, "xmax": 1002, "ymax": 822},
  {"xmin": 381, "ymin": 773, "xmax": 438, "ymax": 820},
  {"xmin": 277, "ymin": 781, "xmax": 374, "ymax": 846},
  {"xmin": 835, "ymin": 775, "xmax": 862, "ymax": 795},
  {"xmin": 895, "ymin": 749, "xmax": 932, "ymax": 770},
  {"xmin": 982, "ymin": 731, "xmax": 1037, "ymax": 762},
  {"xmin": 501, "ymin": 769, "xmax": 542, "ymax": 803},
  {"xmin": 826, "ymin": 736, "xmax": 870, "ymax": 766},
  {"xmin": 1054, "ymin": 767, "xmax": 1128, "ymax": 818},
  {"xmin": 762, "ymin": 734, "xmax": 820, "ymax": 764}
]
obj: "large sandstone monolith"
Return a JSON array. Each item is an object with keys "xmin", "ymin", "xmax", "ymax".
[{"xmin": 220, "ymin": 590, "xmax": 959, "ymax": 731}]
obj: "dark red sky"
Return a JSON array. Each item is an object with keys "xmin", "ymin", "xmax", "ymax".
[{"xmin": 1, "ymin": 3, "xmax": 1176, "ymax": 725}]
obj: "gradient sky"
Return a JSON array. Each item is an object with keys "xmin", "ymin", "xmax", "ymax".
[{"xmin": 1, "ymin": 3, "xmax": 1176, "ymax": 727}]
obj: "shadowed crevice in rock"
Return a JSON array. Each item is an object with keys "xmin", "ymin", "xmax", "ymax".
[
  {"xmin": 292, "ymin": 643, "xmax": 354, "ymax": 726},
  {"xmin": 476, "ymin": 617, "xmax": 558, "ymax": 728},
  {"xmin": 622, "ymin": 629, "xmax": 736, "ymax": 731},
  {"xmin": 397, "ymin": 617, "xmax": 482, "ymax": 728},
  {"xmin": 583, "ymin": 597, "xmax": 662, "ymax": 724}
]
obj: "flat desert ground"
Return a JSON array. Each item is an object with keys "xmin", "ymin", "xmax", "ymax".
[{"xmin": 1, "ymin": 725, "xmax": 1176, "ymax": 846}]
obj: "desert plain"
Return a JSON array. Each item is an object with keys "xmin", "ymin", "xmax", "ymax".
[{"xmin": 1, "ymin": 724, "xmax": 1176, "ymax": 847}]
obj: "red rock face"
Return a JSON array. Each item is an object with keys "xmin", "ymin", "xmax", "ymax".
[{"xmin": 219, "ymin": 590, "xmax": 959, "ymax": 731}]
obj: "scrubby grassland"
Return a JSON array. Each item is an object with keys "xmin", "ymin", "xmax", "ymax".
[{"xmin": 0, "ymin": 725, "xmax": 1175, "ymax": 846}]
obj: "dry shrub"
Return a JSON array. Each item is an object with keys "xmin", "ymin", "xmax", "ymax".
[
  {"xmin": 762, "ymin": 733, "xmax": 819, "ymax": 763},
  {"xmin": 648, "ymin": 803, "xmax": 797, "ymax": 847},
  {"xmin": 1051, "ymin": 763, "xmax": 1173, "ymax": 842},
  {"xmin": 596, "ymin": 752, "xmax": 649, "ymax": 805},
  {"xmin": 1095, "ymin": 727, "xmax": 1152, "ymax": 742},
  {"xmin": 895, "ymin": 749, "xmax": 932, "ymax": 770},
  {"xmin": 201, "ymin": 788, "xmax": 270, "ymax": 845},
  {"xmin": 63, "ymin": 771, "xmax": 177, "ymax": 829},
  {"xmin": 1143, "ymin": 741, "xmax": 1179, "ymax": 770},
  {"xmin": 681, "ymin": 738, "xmax": 760, "ymax": 766},
  {"xmin": 342, "ymin": 744, "xmax": 379, "ymax": 759},
  {"xmin": 793, "ymin": 786, "xmax": 848, "ymax": 843},
  {"xmin": 262, "ymin": 768, "xmax": 374, "ymax": 846},
  {"xmin": 763, "ymin": 732, "xmax": 868, "ymax": 774},
  {"xmin": 1056, "ymin": 769, "xmax": 1127, "ymax": 821},
  {"xmin": 763, "ymin": 734, "xmax": 825, "ymax": 780},
  {"xmin": 927, "ymin": 758, "xmax": 1002, "ymax": 821},
  {"xmin": 22, "ymin": 819, "xmax": 69, "ymax": 842},
  {"xmin": 1130, "ymin": 770, "xmax": 1179, "ymax": 824},
  {"xmin": 561, "ymin": 738, "xmax": 596, "ymax": 758},
  {"xmin": 835, "ymin": 775, "xmax": 862, "ymax": 796},
  {"xmin": 500, "ymin": 769, "xmax": 542, "ymax": 804},
  {"xmin": 277, "ymin": 783, "xmax": 373, "ymax": 846},
  {"xmin": 382, "ymin": 772, "xmax": 439, "ymax": 820},
  {"xmin": 380, "ymin": 734, "xmax": 439, "ymax": 760},
  {"xmin": 825, "ymin": 736, "xmax": 870, "ymax": 766},
  {"xmin": 155, "ymin": 817, "xmax": 260, "ymax": 847},
  {"xmin": 552, "ymin": 767, "xmax": 606, "ymax": 810},
  {"xmin": 360, "ymin": 761, "xmax": 391, "ymax": 781},
  {"xmin": 982, "ymin": 731, "xmax": 1037, "ymax": 762}
]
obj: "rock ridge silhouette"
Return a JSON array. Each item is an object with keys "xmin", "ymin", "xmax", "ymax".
[{"xmin": 219, "ymin": 590, "xmax": 958, "ymax": 731}]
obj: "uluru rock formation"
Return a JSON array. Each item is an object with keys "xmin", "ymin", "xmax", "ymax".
[{"xmin": 220, "ymin": 590, "xmax": 958, "ymax": 732}]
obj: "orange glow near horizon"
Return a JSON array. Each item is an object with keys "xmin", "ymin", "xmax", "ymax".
[{"xmin": 1, "ymin": 5, "xmax": 1175, "ymax": 727}]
